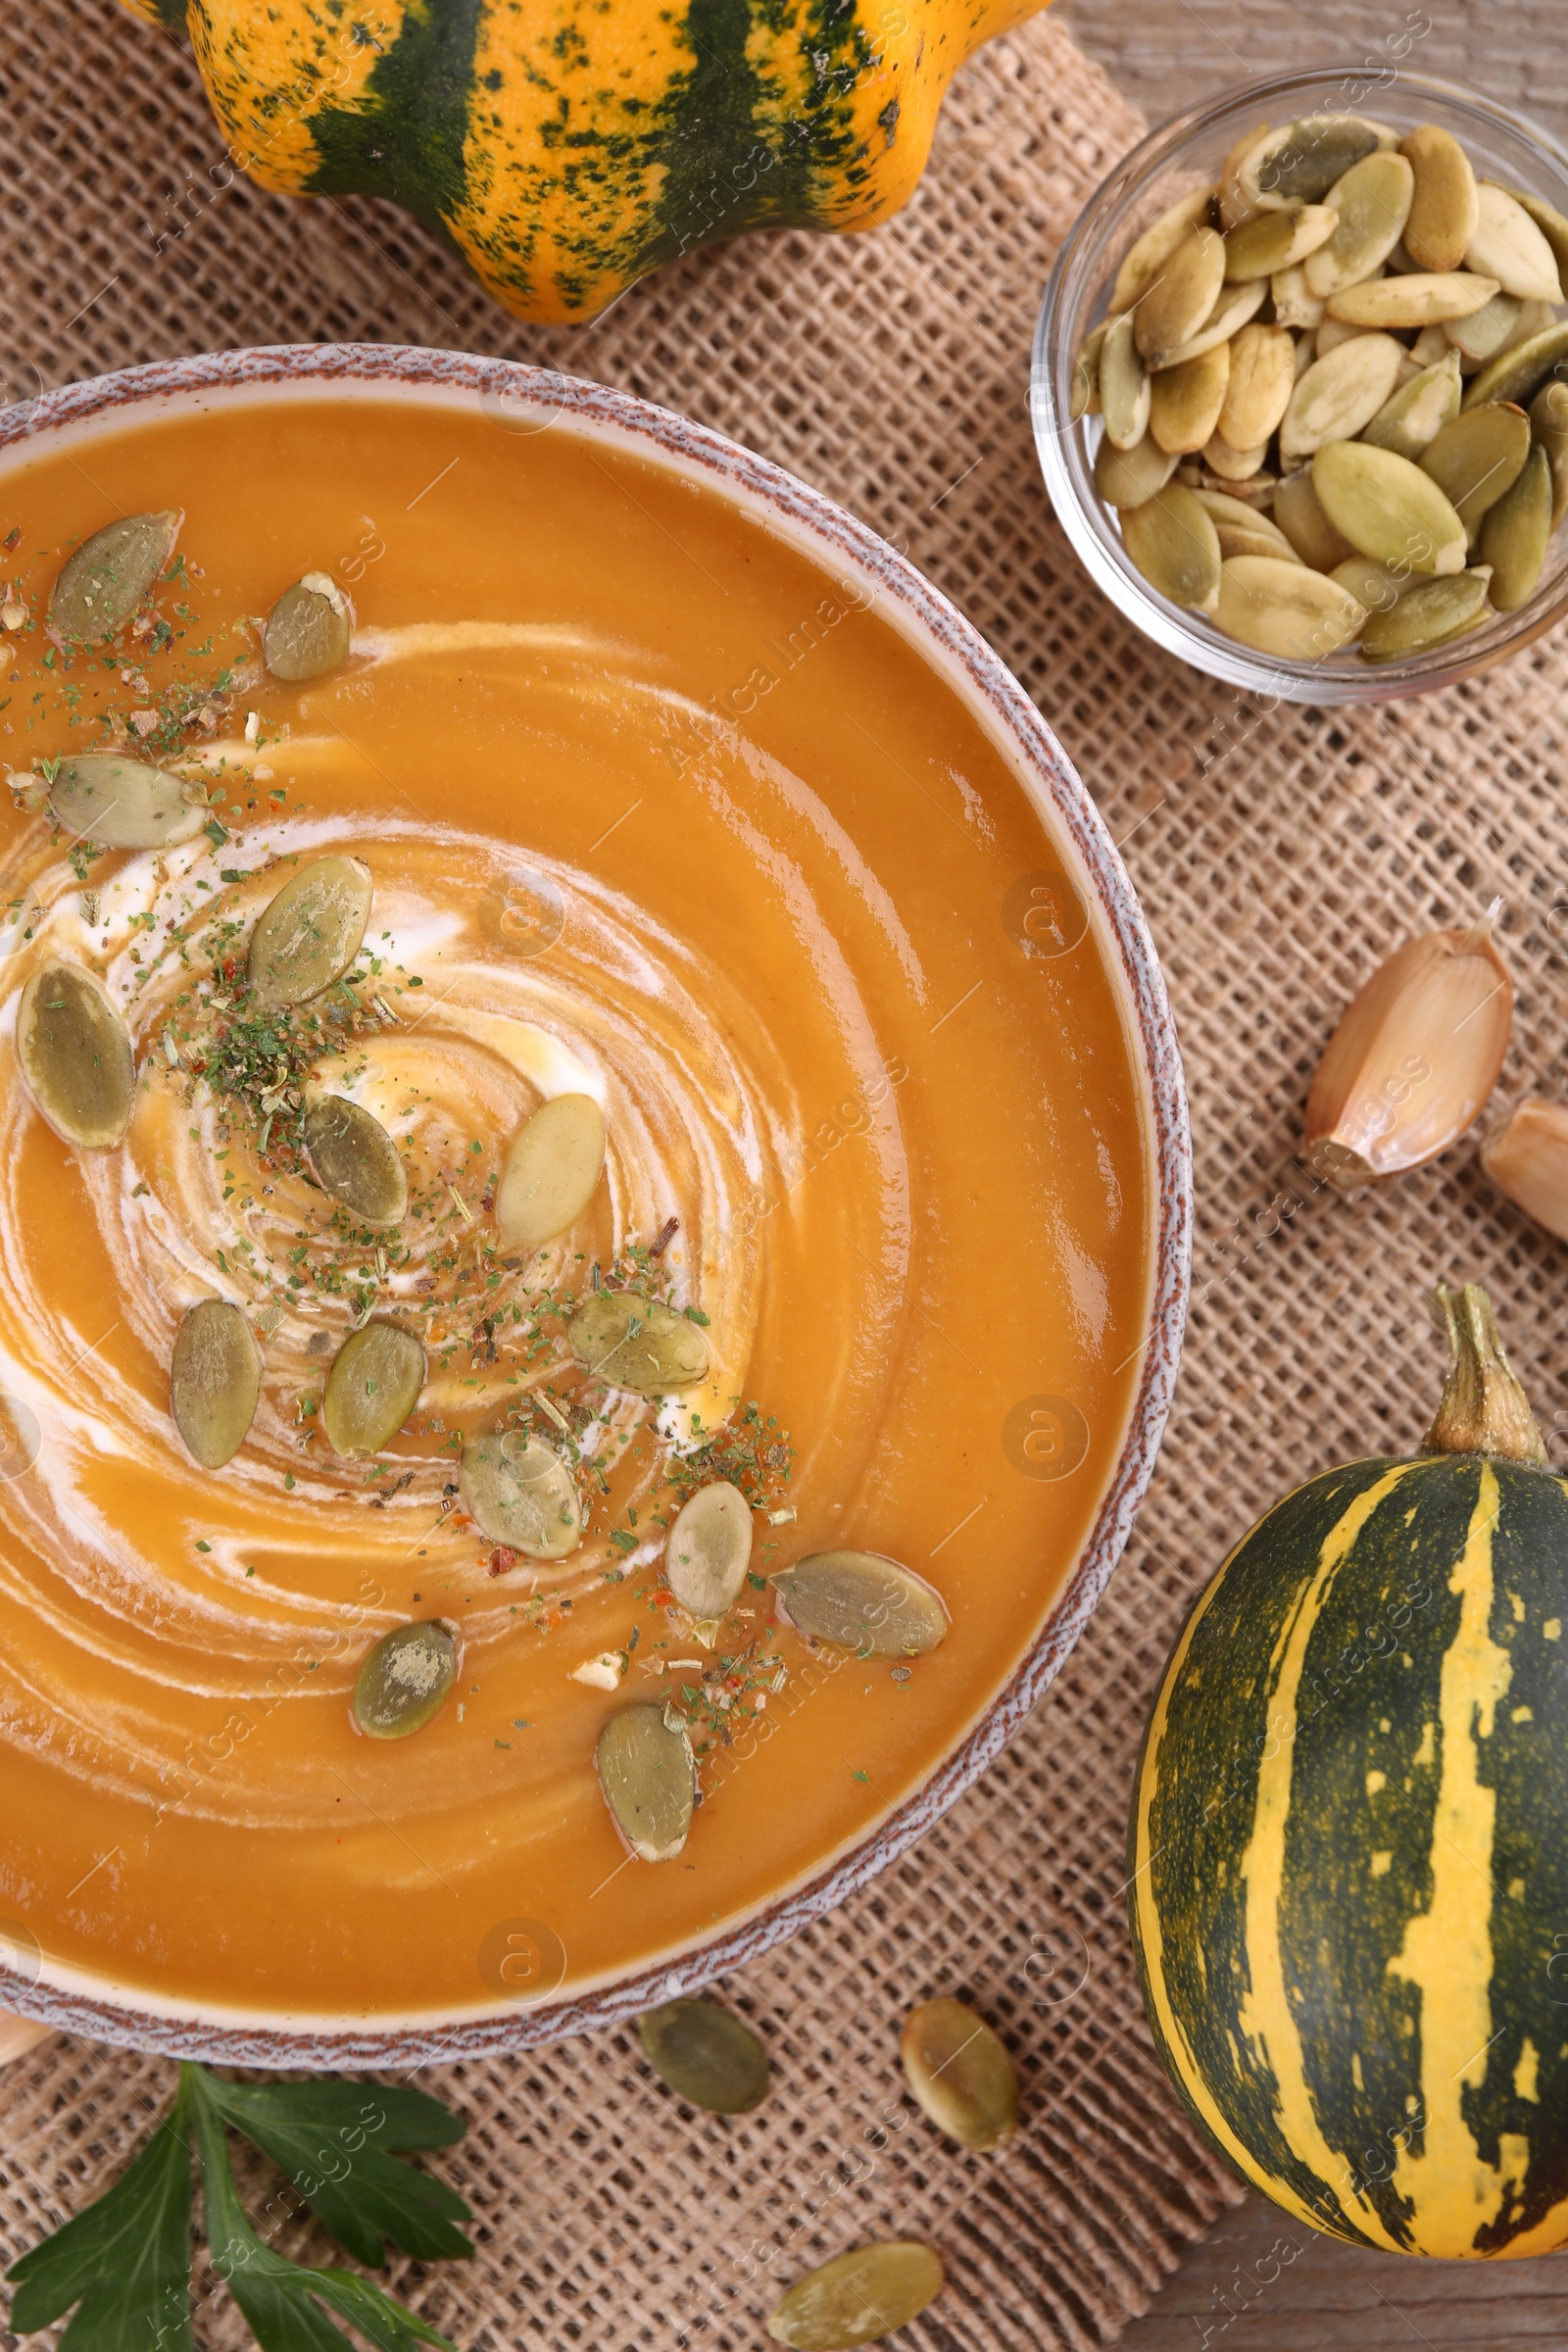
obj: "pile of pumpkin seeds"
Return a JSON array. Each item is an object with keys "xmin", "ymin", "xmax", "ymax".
[
  {"xmin": 22, "ymin": 511, "xmax": 957, "ymax": 1876},
  {"xmin": 1074, "ymin": 112, "xmax": 1568, "ymax": 662}
]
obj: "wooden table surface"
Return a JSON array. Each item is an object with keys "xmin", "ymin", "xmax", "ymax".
[{"xmin": 1056, "ymin": 0, "xmax": 1568, "ymax": 2338}]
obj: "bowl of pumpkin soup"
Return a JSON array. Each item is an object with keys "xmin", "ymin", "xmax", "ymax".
[{"xmin": 0, "ymin": 347, "xmax": 1188, "ymax": 2061}]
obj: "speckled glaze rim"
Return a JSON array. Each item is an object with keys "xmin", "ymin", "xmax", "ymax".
[{"xmin": 0, "ymin": 345, "xmax": 1192, "ymax": 2065}]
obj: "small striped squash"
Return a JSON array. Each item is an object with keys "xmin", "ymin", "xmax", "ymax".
[
  {"xmin": 1131, "ymin": 1286, "xmax": 1568, "ymax": 2258},
  {"xmin": 118, "ymin": 0, "xmax": 1046, "ymax": 323}
]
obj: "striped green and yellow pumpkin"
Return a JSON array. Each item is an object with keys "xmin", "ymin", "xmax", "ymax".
[
  {"xmin": 117, "ymin": 0, "xmax": 1044, "ymax": 323},
  {"xmin": 1131, "ymin": 1286, "xmax": 1568, "ymax": 2259}
]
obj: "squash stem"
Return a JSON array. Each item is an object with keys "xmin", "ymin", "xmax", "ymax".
[{"xmin": 1423, "ymin": 1283, "xmax": 1547, "ymax": 1465}]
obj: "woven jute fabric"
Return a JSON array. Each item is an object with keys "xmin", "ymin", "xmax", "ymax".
[{"xmin": 6, "ymin": 6, "xmax": 1568, "ymax": 2349}]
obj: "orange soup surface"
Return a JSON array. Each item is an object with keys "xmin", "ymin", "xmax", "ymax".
[{"xmin": 0, "ymin": 393, "xmax": 1152, "ymax": 2026}]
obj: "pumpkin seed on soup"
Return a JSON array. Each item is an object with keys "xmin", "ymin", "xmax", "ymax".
[
  {"xmin": 637, "ymin": 1999, "xmax": 770, "ymax": 2114},
  {"xmin": 48, "ymin": 754, "xmax": 209, "ymax": 852},
  {"xmin": 49, "ymin": 510, "xmax": 179, "ymax": 642},
  {"xmin": 773, "ymin": 1550, "xmax": 949, "ymax": 1657},
  {"xmin": 302, "ymin": 1095, "xmax": 407, "ymax": 1226},
  {"xmin": 248, "ymin": 854, "xmax": 372, "ymax": 1009},
  {"xmin": 17, "ymin": 962, "xmax": 135, "ymax": 1149},
  {"xmin": 171, "ymin": 1299, "xmax": 262, "ymax": 1470},
  {"xmin": 353, "ymin": 1620, "xmax": 458, "ymax": 1740},
  {"xmin": 596, "ymin": 1704, "xmax": 695, "ymax": 1862},
  {"xmin": 264, "ymin": 572, "xmax": 353, "ymax": 682},
  {"xmin": 901, "ymin": 1996, "xmax": 1020, "ymax": 2150},
  {"xmin": 665, "ymin": 1480, "xmax": 753, "ymax": 1633},
  {"xmin": 567, "ymin": 1290, "xmax": 708, "ymax": 1395},
  {"xmin": 495, "ymin": 1093, "xmax": 606, "ymax": 1250},
  {"xmin": 767, "ymin": 2245, "xmax": 945, "ymax": 2351},
  {"xmin": 460, "ymin": 1429, "xmax": 581, "ymax": 1558},
  {"xmin": 322, "ymin": 1320, "xmax": 424, "ymax": 1455}
]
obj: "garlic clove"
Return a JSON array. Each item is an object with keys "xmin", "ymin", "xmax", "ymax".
[
  {"xmin": 1481, "ymin": 1096, "xmax": 1568, "ymax": 1242},
  {"xmin": 1303, "ymin": 901, "xmax": 1512, "ymax": 1187}
]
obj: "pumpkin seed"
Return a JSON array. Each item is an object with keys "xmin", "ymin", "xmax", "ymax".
[
  {"xmin": 353, "ymin": 1621, "xmax": 457, "ymax": 1740},
  {"xmin": 1500, "ymin": 183, "xmax": 1568, "ymax": 286},
  {"xmin": 664, "ymin": 1479, "xmax": 754, "ymax": 1629},
  {"xmin": 17, "ymin": 962, "xmax": 135, "ymax": 1148},
  {"xmin": 1359, "ymin": 567, "xmax": 1494, "ymax": 661},
  {"xmin": 1303, "ymin": 153, "xmax": 1414, "ymax": 299},
  {"xmin": 1217, "ymin": 120, "xmax": 1272, "ymax": 231},
  {"xmin": 1270, "ymin": 264, "xmax": 1325, "ymax": 331},
  {"xmin": 1093, "ymin": 429, "xmax": 1178, "ymax": 510},
  {"xmin": 1326, "ymin": 270, "xmax": 1498, "ymax": 328},
  {"xmin": 1243, "ymin": 116, "xmax": 1395, "ymax": 213},
  {"xmin": 1480, "ymin": 442, "xmax": 1552, "ymax": 610},
  {"xmin": 1408, "ymin": 321, "xmax": 1454, "ymax": 368},
  {"xmin": 1273, "ymin": 467, "xmax": 1357, "ymax": 568},
  {"xmin": 766, "ymin": 2246, "xmax": 945, "ymax": 2351},
  {"xmin": 322, "ymin": 1319, "xmax": 424, "ymax": 1455},
  {"xmin": 1098, "ymin": 314, "xmax": 1150, "ymax": 451},
  {"xmin": 901, "ymin": 1996, "xmax": 1020, "ymax": 2151},
  {"xmin": 1158, "ymin": 276, "xmax": 1267, "ymax": 371},
  {"xmin": 1530, "ymin": 380, "xmax": 1568, "ymax": 525},
  {"xmin": 1400, "ymin": 125, "xmax": 1479, "ymax": 271},
  {"xmin": 1148, "ymin": 342, "xmax": 1228, "ymax": 456},
  {"xmin": 248, "ymin": 854, "xmax": 371, "ymax": 1009},
  {"xmin": 460, "ymin": 1429, "xmax": 581, "ymax": 1558},
  {"xmin": 772, "ymin": 1551, "xmax": 950, "ymax": 1657},
  {"xmin": 1312, "ymin": 317, "xmax": 1374, "ymax": 360},
  {"xmin": 1133, "ymin": 226, "xmax": 1226, "ymax": 369},
  {"xmin": 1331, "ymin": 555, "xmax": 1416, "ymax": 612},
  {"xmin": 637, "ymin": 1999, "xmax": 769, "ymax": 2114},
  {"xmin": 1463, "ymin": 320, "xmax": 1568, "ymax": 413},
  {"xmin": 1418, "ymin": 402, "xmax": 1532, "ymax": 534},
  {"xmin": 264, "ymin": 572, "xmax": 353, "ymax": 682},
  {"xmin": 1215, "ymin": 322, "xmax": 1296, "ymax": 450},
  {"xmin": 1068, "ymin": 322, "xmax": 1105, "ymax": 421},
  {"xmin": 303, "ymin": 1095, "xmax": 407, "ymax": 1226},
  {"xmin": 596, "ymin": 1704, "xmax": 695, "ymax": 1862},
  {"xmin": 1119, "ymin": 486, "xmax": 1221, "ymax": 611},
  {"xmin": 1199, "ymin": 467, "xmax": 1278, "ymax": 504},
  {"xmin": 1312, "ymin": 440, "xmax": 1468, "ymax": 574},
  {"xmin": 49, "ymin": 511, "xmax": 179, "ymax": 643},
  {"xmin": 1279, "ymin": 332, "xmax": 1404, "ymax": 463},
  {"xmin": 1445, "ymin": 290, "xmax": 1523, "ymax": 365},
  {"xmin": 568, "ymin": 1290, "xmax": 709, "ymax": 1394},
  {"xmin": 1212, "ymin": 558, "xmax": 1367, "ymax": 660},
  {"xmin": 495, "ymin": 1093, "xmax": 606, "ymax": 1250},
  {"xmin": 1201, "ymin": 431, "xmax": 1268, "ymax": 482},
  {"xmin": 1109, "ymin": 185, "xmax": 1214, "ymax": 313},
  {"xmin": 1223, "ymin": 204, "xmax": 1338, "ymax": 281},
  {"xmin": 1466, "ymin": 181, "xmax": 1564, "ymax": 303},
  {"xmin": 1194, "ymin": 488, "xmax": 1296, "ymax": 550},
  {"xmin": 48, "ymin": 754, "xmax": 208, "ymax": 852},
  {"xmin": 1217, "ymin": 521, "xmax": 1302, "ymax": 564},
  {"xmin": 1361, "ymin": 348, "xmax": 1463, "ymax": 460},
  {"xmin": 170, "ymin": 1299, "xmax": 261, "ymax": 1470}
]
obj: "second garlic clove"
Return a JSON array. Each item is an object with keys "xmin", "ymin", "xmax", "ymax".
[
  {"xmin": 1482, "ymin": 1096, "xmax": 1568, "ymax": 1243},
  {"xmin": 1303, "ymin": 901, "xmax": 1512, "ymax": 1188}
]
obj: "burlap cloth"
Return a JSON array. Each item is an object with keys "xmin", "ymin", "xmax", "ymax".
[{"xmin": 5, "ymin": 6, "xmax": 1568, "ymax": 2347}]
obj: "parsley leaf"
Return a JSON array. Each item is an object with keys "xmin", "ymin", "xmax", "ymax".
[
  {"xmin": 5, "ymin": 2064, "xmax": 467, "ymax": 2352},
  {"xmin": 6, "ymin": 2069, "xmax": 193, "ymax": 2351},
  {"xmin": 205, "ymin": 2078, "xmax": 471, "ymax": 2267},
  {"xmin": 190, "ymin": 2093, "xmax": 454, "ymax": 2352}
]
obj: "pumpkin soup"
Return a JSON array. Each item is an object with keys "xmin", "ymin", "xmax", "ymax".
[{"xmin": 0, "ymin": 393, "xmax": 1151, "ymax": 2024}]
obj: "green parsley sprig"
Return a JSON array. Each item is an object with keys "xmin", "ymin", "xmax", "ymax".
[{"xmin": 6, "ymin": 2062, "xmax": 470, "ymax": 2352}]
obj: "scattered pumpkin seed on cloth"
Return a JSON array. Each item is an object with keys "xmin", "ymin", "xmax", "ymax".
[{"xmin": 1074, "ymin": 112, "xmax": 1568, "ymax": 660}]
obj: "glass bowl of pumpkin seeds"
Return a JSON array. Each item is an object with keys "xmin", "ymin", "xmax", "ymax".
[{"xmin": 1032, "ymin": 68, "xmax": 1568, "ymax": 702}]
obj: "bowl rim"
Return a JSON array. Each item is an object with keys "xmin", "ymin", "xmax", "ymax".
[
  {"xmin": 0, "ymin": 342, "xmax": 1192, "ymax": 2064},
  {"xmin": 1032, "ymin": 64, "xmax": 1568, "ymax": 706}
]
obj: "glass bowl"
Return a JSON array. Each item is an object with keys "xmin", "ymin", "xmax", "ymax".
[{"xmin": 1032, "ymin": 67, "xmax": 1568, "ymax": 705}]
